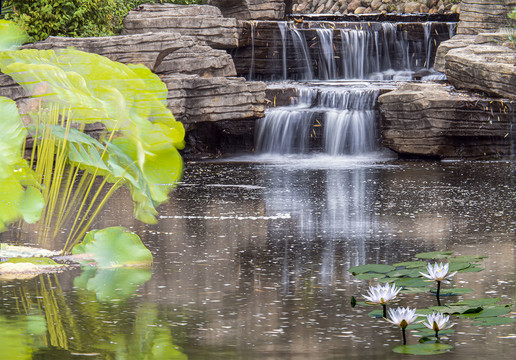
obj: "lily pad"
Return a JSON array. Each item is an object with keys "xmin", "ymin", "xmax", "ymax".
[
  {"xmin": 457, "ymin": 266, "xmax": 484, "ymax": 273},
  {"xmin": 415, "ymin": 251, "xmax": 453, "ymax": 260},
  {"xmin": 392, "ymin": 260, "xmax": 428, "ymax": 269},
  {"xmin": 449, "ymin": 255, "xmax": 487, "ymax": 263},
  {"xmin": 448, "ymin": 262, "xmax": 471, "ymax": 272},
  {"xmin": 72, "ymin": 226, "xmax": 153, "ymax": 268},
  {"xmin": 348, "ymin": 264, "xmax": 395, "ymax": 275},
  {"xmin": 0, "ymin": 244, "xmax": 60, "ymax": 258},
  {"xmin": 472, "ymin": 317, "xmax": 516, "ymax": 326},
  {"xmin": 402, "ymin": 287, "xmax": 432, "ymax": 294},
  {"xmin": 429, "ymin": 305, "xmax": 483, "ymax": 315},
  {"xmin": 449, "ymin": 298, "xmax": 502, "ymax": 307},
  {"xmin": 368, "ymin": 309, "xmax": 384, "ymax": 318},
  {"xmin": 387, "ymin": 268, "xmax": 425, "ymax": 278},
  {"xmin": 384, "ymin": 277, "xmax": 429, "ymax": 288},
  {"xmin": 430, "ymin": 288, "xmax": 474, "ymax": 296},
  {"xmin": 459, "ymin": 307, "xmax": 511, "ymax": 319},
  {"xmin": 413, "ymin": 328, "xmax": 455, "ymax": 337},
  {"xmin": 0, "ymin": 257, "xmax": 66, "ymax": 280},
  {"xmin": 355, "ymin": 272, "xmax": 386, "ymax": 280},
  {"xmin": 392, "ymin": 343, "xmax": 453, "ymax": 355}
]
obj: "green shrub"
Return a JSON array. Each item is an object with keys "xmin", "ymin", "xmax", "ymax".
[{"xmin": 1, "ymin": 0, "xmax": 204, "ymax": 42}]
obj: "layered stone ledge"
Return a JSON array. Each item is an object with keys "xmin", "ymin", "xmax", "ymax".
[
  {"xmin": 379, "ymin": 82, "xmax": 515, "ymax": 158},
  {"xmin": 122, "ymin": 4, "xmax": 242, "ymax": 49}
]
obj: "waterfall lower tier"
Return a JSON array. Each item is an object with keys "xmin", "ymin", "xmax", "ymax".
[{"xmin": 255, "ymin": 84, "xmax": 381, "ymax": 155}]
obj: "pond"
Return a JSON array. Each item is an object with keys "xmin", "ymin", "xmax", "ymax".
[{"xmin": 0, "ymin": 155, "xmax": 515, "ymax": 359}]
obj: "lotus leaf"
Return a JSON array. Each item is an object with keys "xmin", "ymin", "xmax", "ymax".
[
  {"xmin": 415, "ymin": 251, "xmax": 453, "ymax": 259},
  {"xmin": 348, "ymin": 264, "xmax": 395, "ymax": 274},
  {"xmin": 392, "ymin": 343, "xmax": 453, "ymax": 355}
]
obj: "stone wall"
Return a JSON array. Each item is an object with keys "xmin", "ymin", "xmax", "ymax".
[{"xmin": 291, "ymin": 0, "xmax": 461, "ymax": 15}]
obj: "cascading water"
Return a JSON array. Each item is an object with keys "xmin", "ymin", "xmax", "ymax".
[{"xmin": 249, "ymin": 19, "xmax": 457, "ymax": 156}]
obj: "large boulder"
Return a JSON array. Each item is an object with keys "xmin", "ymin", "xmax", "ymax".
[
  {"xmin": 161, "ymin": 74, "xmax": 266, "ymax": 127},
  {"xmin": 458, "ymin": 0, "xmax": 516, "ymax": 35},
  {"xmin": 445, "ymin": 44, "xmax": 516, "ymax": 99},
  {"xmin": 379, "ymin": 82, "xmax": 514, "ymax": 158},
  {"xmin": 433, "ymin": 34, "xmax": 476, "ymax": 73},
  {"xmin": 122, "ymin": 4, "xmax": 242, "ymax": 49},
  {"xmin": 22, "ymin": 33, "xmax": 237, "ymax": 77},
  {"xmin": 207, "ymin": 0, "xmax": 285, "ymax": 20}
]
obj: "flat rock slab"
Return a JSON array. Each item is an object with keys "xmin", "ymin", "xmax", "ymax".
[
  {"xmin": 207, "ymin": 0, "xmax": 285, "ymax": 20},
  {"xmin": 123, "ymin": 4, "xmax": 241, "ymax": 49},
  {"xmin": 162, "ymin": 74, "xmax": 266, "ymax": 126},
  {"xmin": 433, "ymin": 35, "xmax": 476, "ymax": 73},
  {"xmin": 23, "ymin": 32, "xmax": 236, "ymax": 77},
  {"xmin": 445, "ymin": 44, "xmax": 516, "ymax": 99},
  {"xmin": 379, "ymin": 82, "xmax": 515, "ymax": 158}
]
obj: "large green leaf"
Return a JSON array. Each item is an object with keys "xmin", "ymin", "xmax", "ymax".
[
  {"xmin": 348, "ymin": 264, "xmax": 396, "ymax": 275},
  {"xmin": 0, "ymin": 20, "xmax": 27, "ymax": 51},
  {"xmin": 71, "ymin": 226, "xmax": 153, "ymax": 268},
  {"xmin": 0, "ymin": 97, "xmax": 43, "ymax": 231}
]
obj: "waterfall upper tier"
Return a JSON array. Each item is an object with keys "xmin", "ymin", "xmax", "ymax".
[{"xmin": 233, "ymin": 20, "xmax": 456, "ymax": 81}]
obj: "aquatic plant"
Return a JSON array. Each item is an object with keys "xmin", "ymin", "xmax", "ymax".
[
  {"xmin": 422, "ymin": 312, "xmax": 453, "ymax": 339},
  {"xmin": 363, "ymin": 283, "xmax": 401, "ymax": 317},
  {"xmin": 385, "ymin": 306, "xmax": 419, "ymax": 345},
  {"xmin": 420, "ymin": 262, "xmax": 457, "ymax": 305},
  {"xmin": 0, "ymin": 20, "xmax": 184, "ymax": 255}
]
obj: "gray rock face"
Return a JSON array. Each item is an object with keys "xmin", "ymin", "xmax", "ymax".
[
  {"xmin": 161, "ymin": 74, "xmax": 266, "ymax": 127},
  {"xmin": 207, "ymin": 0, "xmax": 285, "ymax": 20},
  {"xmin": 122, "ymin": 4, "xmax": 241, "ymax": 49},
  {"xmin": 433, "ymin": 34, "xmax": 476, "ymax": 73},
  {"xmin": 458, "ymin": 0, "xmax": 516, "ymax": 35},
  {"xmin": 445, "ymin": 44, "xmax": 516, "ymax": 99},
  {"xmin": 379, "ymin": 82, "xmax": 515, "ymax": 158},
  {"xmin": 22, "ymin": 33, "xmax": 237, "ymax": 78}
]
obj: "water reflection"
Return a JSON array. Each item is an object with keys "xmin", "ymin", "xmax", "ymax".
[{"xmin": 0, "ymin": 160, "xmax": 514, "ymax": 359}]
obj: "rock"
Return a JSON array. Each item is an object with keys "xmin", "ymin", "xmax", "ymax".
[
  {"xmin": 379, "ymin": 82, "xmax": 515, "ymax": 158},
  {"xmin": 347, "ymin": 0, "xmax": 361, "ymax": 12},
  {"xmin": 161, "ymin": 74, "xmax": 266, "ymax": 127},
  {"xmin": 433, "ymin": 34, "xmax": 476, "ymax": 73},
  {"xmin": 404, "ymin": 1, "xmax": 421, "ymax": 13},
  {"xmin": 23, "ymin": 33, "xmax": 237, "ymax": 78},
  {"xmin": 427, "ymin": 0, "xmax": 438, "ymax": 8},
  {"xmin": 207, "ymin": 0, "xmax": 286, "ymax": 20},
  {"xmin": 458, "ymin": 0, "xmax": 516, "ymax": 35},
  {"xmin": 450, "ymin": 3, "xmax": 459, "ymax": 13},
  {"xmin": 371, "ymin": 0, "xmax": 383, "ymax": 11},
  {"xmin": 445, "ymin": 44, "xmax": 516, "ymax": 99},
  {"xmin": 355, "ymin": 6, "xmax": 367, "ymax": 14},
  {"xmin": 122, "ymin": 4, "xmax": 241, "ymax": 49}
]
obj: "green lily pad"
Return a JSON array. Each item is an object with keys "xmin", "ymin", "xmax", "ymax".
[
  {"xmin": 387, "ymin": 268, "xmax": 425, "ymax": 278},
  {"xmin": 430, "ymin": 288, "xmax": 474, "ymax": 296},
  {"xmin": 392, "ymin": 261, "xmax": 428, "ymax": 269},
  {"xmin": 72, "ymin": 226, "xmax": 153, "ymax": 268},
  {"xmin": 459, "ymin": 307, "xmax": 511, "ymax": 319},
  {"xmin": 392, "ymin": 343, "xmax": 453, "ymax": 355},
  {"xmin": 457, "ymin": 266, "xmax": 484, "ymax": 273},
  {"xmin": 448, "ymin": 262, "xmax": 471, "ymax": 272},
  {"xmin": 384, "ymin": 277, "xmax": 429, "ymax": 288},
  {"xmin": 472, "ymin": 317, "xmax": 516, "ymax": 326},
  {"xmin": 429, "ymin": 305, "xmax": 483, "ymax": 315},
  {"xmin": 348, "ymin": 264, "xmax": 395, "ymax": 275},
  {"xmin": 413, "ymin": 328, "xmax": 455, "ymax": 337},
  {"xmin": 355, "ymin": 272, "xmax": 386, "ymax": 280},
  {"xmin": 402, "ymin": 287, "xmax": 432, "ymax": 294},
  {"xmin": 368, "ymin": 309, "xmax": 385, "ymax": 318},
  {"xmin": 449, "ymin": 255, "xmax": 487, "ymax": 263},
  {"xmin": 449, "ymin": 298, "xmax": 502, "ymax": 307},
  {"xmin": 415, "ymin": 251, "xmax": 453, "ymax": 259}
]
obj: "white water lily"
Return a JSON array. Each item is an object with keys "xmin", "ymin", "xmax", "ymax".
[
  {"xmin": 420, "ymin": 262, "xmax": 457, "ymax": 283},
  {"xmin": 423, "ymin": 312, "xmax": 453, "ymax": 337},
  {"xmin": 386, "ymin": 307, "xmax": 419, "ymax": 329},
  {"xmin": 363, "ymin": 283, "xmax": 401, "ymax": 305}
]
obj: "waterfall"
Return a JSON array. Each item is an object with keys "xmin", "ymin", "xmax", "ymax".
[
  {"xmin": 278, "ymin": 22, "xmax": 288, "ymax": 80},
  {"xmin": 255, "ymin": 86, "xmax": 379, "ymax": 155},
  {"xmin": 250, "ymin": 19, "xmax": 457, "ymax": 156}
]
